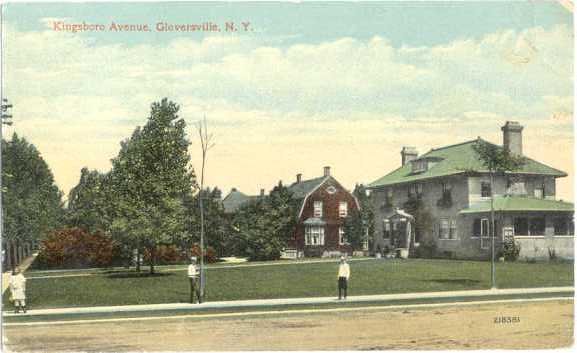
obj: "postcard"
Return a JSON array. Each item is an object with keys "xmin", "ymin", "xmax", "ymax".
[{"xmin": 0, "ymin": 1, "xmax": 574, "ymax": 351}]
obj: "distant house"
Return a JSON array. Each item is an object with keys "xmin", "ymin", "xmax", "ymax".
[
  {"xmin": 367, "ymin": 121, "xmax": 574, "ymax": 260},
  {"xmin": 286, "ymin": 166, "xmax": 363, "ymax": 257},
  {"xmin": 222, "ymin": 188, "xmax": 265, "ymax": 214}
]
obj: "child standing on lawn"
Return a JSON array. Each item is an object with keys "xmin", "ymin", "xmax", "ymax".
[
  {"xmin": 10, "ymin": 267, "xmax": 27, "ymax": 313},
  {"xmin": 187, "ymin": 257, "xmax": 201, "ymax": 304},
  {"xmin": 337, "ymin": 256, "xmax": 350, "ymax": 300}
]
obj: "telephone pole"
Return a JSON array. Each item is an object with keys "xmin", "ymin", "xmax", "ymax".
[{"xmin": 1, "ymin": 98, "xmax": 13, "ymax": 269}]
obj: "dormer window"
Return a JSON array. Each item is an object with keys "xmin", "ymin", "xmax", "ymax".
[
  {"xmin": 410, "ymin": 156, "xmax": 442, "ymax": 174},
  {"xmin": 412, "ymin": 159, "xmax": 428, "ymax": 173}
]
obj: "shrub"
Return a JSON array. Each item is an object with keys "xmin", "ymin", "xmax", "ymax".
[
  {"xmin": 35, "ymin": 227, "xmax": 117, "ymax": 269},
  {"xmin": 143, "ymin": 245, "xmax": 184, "ymax": 265},
  {"xmin": 501, "ymin": 236, "xmax": 521, "ymax": 262},
  {"xmin": 415, "ymin": 239, "xmax": 437, "ymax": 259},
  {"xmin": 190, "ymin": 244, "xmax": 219, "ymax": 263}
]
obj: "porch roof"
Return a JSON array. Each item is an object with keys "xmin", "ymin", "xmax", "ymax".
[
  {"xmin": 460, "ymin": 196, "xmax": 574, "ymax": 214},
  {"xmin": 303, "ymin": 217, "xmax": 326, "ymax": 226}
]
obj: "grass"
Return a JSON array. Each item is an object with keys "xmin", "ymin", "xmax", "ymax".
[{"xmin": 4, "ymin": 259, "xmax": 573, "ymax": 310}]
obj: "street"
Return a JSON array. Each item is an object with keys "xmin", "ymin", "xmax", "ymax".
[{"xmin": 3, "ymin": 299, "xmax": 573, "ymax": 351}]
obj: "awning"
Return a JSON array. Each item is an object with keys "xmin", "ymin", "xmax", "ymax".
[
  {"xmin": 460, "ymin": 196, "xmax": 574, "ymax": 214},
  {"xmin": 388, "ymin": 208, "xmax": 414, "ymax": 221},
  {"xmin": 303, "ymin": 217, "xmax": 326, "ymax": 226}
]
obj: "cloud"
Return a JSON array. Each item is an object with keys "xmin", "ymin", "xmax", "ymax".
[{"xmin": 2, "ymin": 23, "xmax": 573, "ymax": 200}]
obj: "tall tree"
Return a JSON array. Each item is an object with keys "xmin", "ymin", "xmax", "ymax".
[
  {"xmin": 109, "ymin": 99, "xmax": 196, "ymax": 274},
  {"xmin": 233, "ymin": 183, "xmax": 298, "ymax": 261},
  {"xmin": 472, "ymin": 139, "xmax": 525, "ymax": 288},
  {"xmin": 66, "ymin": 167, "xmax": 112, "ymax": 233},
  {"xmin": 2, "ymin": 133, "xmax": 64, "ymax": 268},
  {"xmin": 196, "ymin": 117, "xmax": 215, "ymax": 299},
  {"xmin": 181, "ymin": 187, "xmax": 230, "ymax": 257}
]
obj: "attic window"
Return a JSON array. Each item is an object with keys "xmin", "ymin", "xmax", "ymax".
[
  {"xmin": 326, "ymin": 186, "xmax": 337, "ymax": 194},
  {"xmin": 411, "ymin": 159, "xmax": 428, "ymax": 173}
]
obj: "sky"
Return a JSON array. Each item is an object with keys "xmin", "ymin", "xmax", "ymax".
[{"xmin": 1, "ymin": 1, "xmax": 574, "ymax": 201}]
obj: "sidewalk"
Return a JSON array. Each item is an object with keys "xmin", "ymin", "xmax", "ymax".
[
  {"xmin": 4, "ymin": 286, "xmax": 573, "ymax": 318},
  {"xmin": 2, "ymin": 253, "xmax": 37, "ymax": 294}
]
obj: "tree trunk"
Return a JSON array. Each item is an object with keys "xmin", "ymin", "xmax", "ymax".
[
  {"xmin": 135, "ymin": 247, "xmax": 141, "ymax": 272},
  {"xmin": 6, "ymin": 240, "xmax": 12, "ymax": 271},
  {"xmin": 149, "ymin": 246, "xmax": 155, "ymax": 274}
]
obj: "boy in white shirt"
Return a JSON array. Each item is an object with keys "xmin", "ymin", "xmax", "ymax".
[
  {"xmin": 337, "ymin": 256, "xmax": 350, "ymax": 300},
  {"xmin": 187, "ymin": 257, "xmax": 201, "ymax": 304}
]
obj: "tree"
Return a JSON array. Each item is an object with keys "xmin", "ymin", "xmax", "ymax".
[
  {"xmin": 349, "ymin": 184, "xmax": 375, "ymax": 251},
  {"xmin": 196, "ymin": 117, "xmax": 215, "ymax": 299},
  {"xmin": 472, "ymin": 139, "xmax": 525, "ymax": 288},
  {"xmin": 66, "ymin": 168, "xmax": 113, "ymax": 233},
  {"xmin": 232, "ymin": 182, "xmax": 298, "ymax": 261},
  {"xmin": 342, "ymin": 209, "xmax": 364, "ymax": 250},
  {"xmin": 181, "ymin": 187, "xmax": 230, "ymax": 257},
  {"xmin": 109, "ymin": 99, "xmax": 196, "ymax": 274},
  {"xmin": 2, "ymin": 133, "xmax": 64, "ymax": 269}
]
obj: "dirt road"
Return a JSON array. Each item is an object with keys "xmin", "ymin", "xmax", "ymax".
[{"xmin": 3, "ymin": 299, "xmax": 573, "ymax": 351}]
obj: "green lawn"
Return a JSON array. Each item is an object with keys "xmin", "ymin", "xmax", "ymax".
[{"xmin": 4, "ymin": 259, "xmax": 573, "ymax": 309}]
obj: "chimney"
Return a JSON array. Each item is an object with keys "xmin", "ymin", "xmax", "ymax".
[
  {"xmin": 323, "ymin": 166, "xmax": 331, "ymax": 177},
  {"xmin": 296, "ymin": 173, "xmax": 302, "ymax": 183},
  {"xmin": 231, "ymin": 187, "xmax": 237, "ymax": 192},
  {"xmin": 260, "ymin": 188, "xmax": 265, "ymax": 197},
  {"xmin": 401, "ymin": 146, "xmax": 418, "ymax": 166},
  {"xmin": 501, "ymin": 121, "xmax": 523, "ymax": 156}
]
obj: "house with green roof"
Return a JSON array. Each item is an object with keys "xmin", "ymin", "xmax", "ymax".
[{"xmin": 367, "ymin": 121, "xmax": 574, "ymax": 260}]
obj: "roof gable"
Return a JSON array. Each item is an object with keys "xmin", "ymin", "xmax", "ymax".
[
  {"xmin": 222, "ymin": 190, "xmax": 260, "ymax": 213},
  {"xmin": 369, "ymin": 139, "xmax": 567, "ymax": 188},
  {"xmin": 288, "ymin": 176, "xmax": 328, "ymax": 199}
]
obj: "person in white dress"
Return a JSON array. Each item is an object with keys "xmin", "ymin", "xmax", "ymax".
[{"xmin": 10, "ymin": 267, "xmax": 27, "ymax": 313}]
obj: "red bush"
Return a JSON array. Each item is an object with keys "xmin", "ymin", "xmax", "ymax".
[
  {"xmin": 143, "ymin": 245, "xmax": 183, "ymax": 265},
  {"xmin": 36, "ymin": 227, "xmax": 116, "ymax": 269},
  {"xmin": 190, "ymin": 244, "xmax": 218, "ymax": 264}
]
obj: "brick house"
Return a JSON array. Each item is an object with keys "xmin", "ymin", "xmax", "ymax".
[
  {"xmin": 367, "ymin": 121, "xmax": 574, "ymax": 260},
  {"xmin": 286, "ymin": 167, "xmax": 362, "ymax": 257}
]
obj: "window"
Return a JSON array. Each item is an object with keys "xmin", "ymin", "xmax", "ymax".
[
  {"xmin": 439, "ymin": 219, "xmax": 450, "ymax": 239},
  {"xmin": 534, "ymin": 184, "xmax": 545, "ymax": 199},
  {"xmin": 408, "ymin": 184, "xmax": 422, "ymax": 198},
  {"xmin": 383, "ymin": 220, "xmax": 391, "ymax": 238},
  {"xmin": 441, "ymin": 182, "xmax": 452, "ymax": 193},
  {"xmin": 449, "ymin": 220, "xmax": 457, "ymax": 239},
  {"xmin": 326, "ymin": 186, "xmax": 337, "ymax": 194},
  {"xmin": 339, "ymin": 227, "xmax": 347, "ymax": 245},
  {"xmin": 313, "ymin": 201, "xmax": 323, "ymax": 217},
  {"xmin": 386, "ymin": 189, "xmax": 393, "ymax": 198},
  {"xmin": 481, "ymin": 182, "xmax": 491, "ymax": 197},
  {"xmin": 514, "ymin": 218, "xmax": 529, "ymax": 236},
  {"xmin": 481, "ymin": 219, "xmax": 489, "ymax": 237},
  {"xmin": 529, "ymin": 218, "xmax": 546, "ymax": 235},
  {"xmin": 514, "ymin": 217, "xmax": 545, "ymax": 236},
  {"xmin": 339, "ymin": 201, "xmax": 348, "ymax": 218},
  {"xmin": 305, "ymin": 226, "xmax": 325, "ymax": 245},
  {"xmin": 473, "ymin": 218, "xmax": 490, "ymax": 237},
  {"xmin": 554, "ymin": 218, "xmax": 569, "ymax": 235}
]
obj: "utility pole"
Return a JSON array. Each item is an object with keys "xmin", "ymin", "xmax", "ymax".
[{"xmin": 1, "ymin": 98, "xmax": 13, "ymax": 270}]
